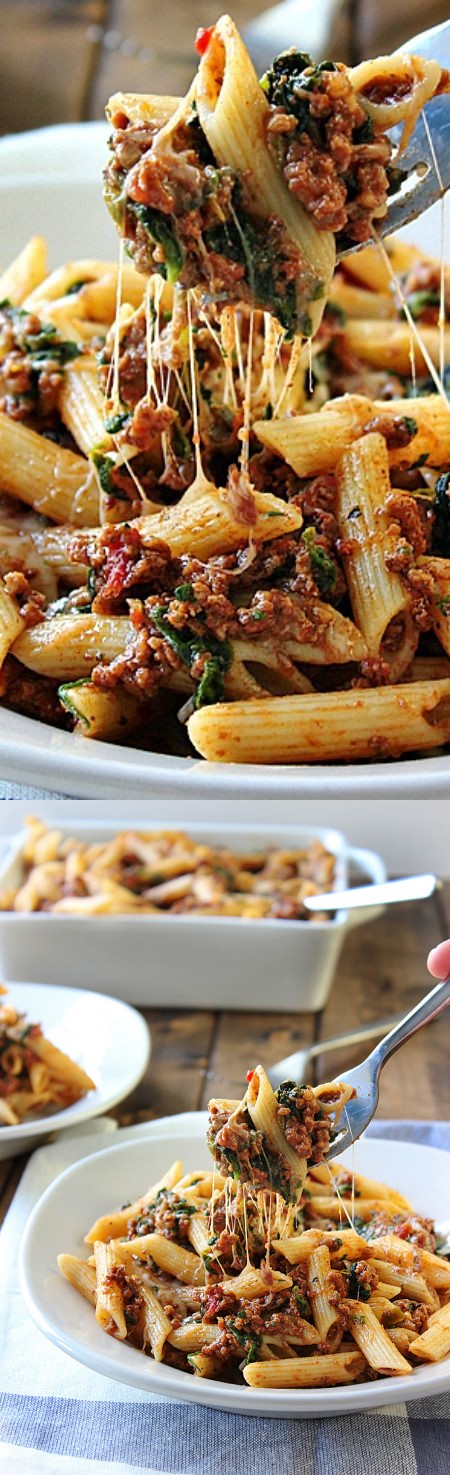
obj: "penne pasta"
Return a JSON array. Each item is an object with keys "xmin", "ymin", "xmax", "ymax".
[
  {"xmin": 187, "ymin": 680, "xmax": 450, "ymax": 764},
  {"xmin": 1, "ymin": 23, "xmax": 449, "ymax": 769},
  {"xmin": 0, "ymin": 414, "xmax": 99, "ymax": 525},
  {"xmin": 335, "ymin": 432, "xmax": 414, "ymax": 674}
]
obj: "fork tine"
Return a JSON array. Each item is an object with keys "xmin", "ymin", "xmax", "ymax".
[{"xmin": 380, "ymin": 99, "xmax": 450, "ymax": 238}]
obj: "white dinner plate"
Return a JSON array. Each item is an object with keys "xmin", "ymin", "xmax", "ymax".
[
  {"xmin": 19, "ymin": 1120, "xmax": 450, "ymax": 1416},
  {"xmin": 0, "ymin": 122, "xmax": 449, "ymax": 796},
  {"xmin": 0, "ymin": 982, "xmax": 150, "ymax": 1158}
]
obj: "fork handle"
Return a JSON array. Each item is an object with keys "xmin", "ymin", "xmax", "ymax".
[{"xmin": 368, "ymin": 976, "xmax": 450, "ymax": 1077}]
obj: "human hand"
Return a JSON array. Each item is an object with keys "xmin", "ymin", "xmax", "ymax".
[{"xmin": 427, "ymin": 940, "xmax": 450, "ymax": 978}]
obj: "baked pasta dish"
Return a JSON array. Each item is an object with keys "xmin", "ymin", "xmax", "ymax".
[
  {"xmin": 58, "ymin": 1066, "xmax": 450, "ymax": 1388},
  {"xmin": 0, "ymin": 816, "xmax": 336, "ymax": 918},
  {"xmin": 1, "ymin": 18, "xmax": 450, "ymax": 764}
]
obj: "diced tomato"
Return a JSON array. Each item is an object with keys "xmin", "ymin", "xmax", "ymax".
[
  {"xmin": 195, "ymin": 26, "xmax": 215, "ymax": 55},
  {"xmin": 246, "ymin": 1069, "xmax": 254, "ymax": 1082}
]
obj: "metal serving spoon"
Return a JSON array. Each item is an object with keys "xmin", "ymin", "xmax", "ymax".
[
  {"xmin": 323, "ymin": 975, "xmax": 450, "ymax": 1160},
  {"xmin": 303, "ymin": 873, "xmax": 439, "ymax": 913}
]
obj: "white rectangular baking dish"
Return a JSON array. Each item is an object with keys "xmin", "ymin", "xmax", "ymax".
[{"xmin": 0, "ymin": 822, "xmax": 386, "ymax": 1011}]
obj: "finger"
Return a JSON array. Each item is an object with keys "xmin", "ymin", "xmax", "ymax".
[{"xmin": 427, "ymin": 940, "xmax": 450, "ymax": 978}]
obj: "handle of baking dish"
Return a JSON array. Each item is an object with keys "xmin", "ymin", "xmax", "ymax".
[{"xmin": 341, "ymin": 844, "xmax": 387, "ymax": 929}]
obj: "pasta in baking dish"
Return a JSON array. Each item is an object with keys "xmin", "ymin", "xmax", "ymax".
[
  {"xmin": 0, "ymin": 986, "xmax": 95, "ymax": 1125},
  {"xmin": 1, "ymin": 18, "xmax": 450, "ymax": 765},
  {"xmin": 0, "ymin": 816, "xmax": 336, "ymax": 919},
  {"xmin": 58, "ymin": 1067, "xmax": 450, "ymax": 1389}
]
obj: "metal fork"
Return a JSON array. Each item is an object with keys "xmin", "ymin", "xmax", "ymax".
[
  {"xmin": 324, "ymin": 975, "xmax": 450, "ymax": 1160},
  {"xmin": 345, "ymin": 20, "xmax": 450, "ymax": 243}
]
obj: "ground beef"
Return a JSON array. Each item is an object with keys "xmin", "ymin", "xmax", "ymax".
[
  {"xmin": 0, "ymin": 304, "xmax": 71, "ymax": 429},
  {"xmin": 360, "ymin": 414, "xmax": 416, "ymax": 450},
  {"xmin": 1, "ymin": 658, "xmax": 71, "ymax": 727},
  {"xmin": 385, "ymin": 491, "xmax": 428, "ymax": 560},
  {"xmin": 395, "ymin": 1299, "xmax": 430, "ymax": 1334},
  {"xmin": 3, "ymin": 570, "xmax": 46, "ymax": 628},
  {"xmin": 103, "ymin": 1263, "xmax": 144, "ymax": 1331},
  {"xmin": 127, "ymin": 1189, "xmax": 196, "ymax": 1243},
  {"xmin": 268, "ymin": 64, "xmax": 392, "ymax": 246},
  {"xmin": 275, "ymin": 1084, "xmax": 332, "ymax": 1163}
]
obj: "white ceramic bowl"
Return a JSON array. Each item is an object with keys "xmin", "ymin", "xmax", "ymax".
[
  {"xmin": 1, "ymin": 124, "xmax": 449, "ymax": 796},
  {"xmin": 19, "ymin": 1117, "xmax": 450, "ymax": 1416},
  {"xmin": 0, "ymin": 821, "xmax": 385, "ymax": 1009},
  {"xmin": 0, "ymin": 981, "xmax": 150, "ymax": 1158}
]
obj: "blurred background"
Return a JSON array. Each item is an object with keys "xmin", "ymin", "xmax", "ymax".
[
  {"xmin": 0, "ymin": 800, "xmax": 449, "ymax": 874},
  {"xmin": 2, "ymin": 0, "xmax": 450, "ymax": 137}
]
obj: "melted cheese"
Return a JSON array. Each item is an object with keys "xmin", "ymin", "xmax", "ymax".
[{"xmin": 374, "ymin": 230, "xmax": 450, "ymax": 406}]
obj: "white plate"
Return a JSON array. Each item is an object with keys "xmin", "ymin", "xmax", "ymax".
[
  {"xmin": 0, "ymin": 982, "xmax": 150, "ymax": 1158},
  {"xmin": 0, "ymin": 122, "xmax": 449, "ymax": 796},
  {"xmin": 19, "ymin": 1120, "xmax": 450, "ymax": 1416}
]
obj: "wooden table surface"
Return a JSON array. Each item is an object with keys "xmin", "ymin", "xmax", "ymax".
[{"xmin": 1, "ymin": 877, "xmax": 449, "ymax": 1227}]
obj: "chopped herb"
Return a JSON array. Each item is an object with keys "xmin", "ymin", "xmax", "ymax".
[
  {"xmin": 91, "ymin": 449, "xmax": 114, "ymax": 494},
  {"xmin": 302, "ymin": 527, "xmax": 337, "ymax": 595},
  {"xmin": 347, "ymin": 505, "xmax": 362, "ymax": 520},
  {"xmin": 19, "ymin": 1024, "xmax": 33, "ymax": 1043},
  {"xmin": 348, "ymin": 1266, "xmax": 371, "ymax": 1301},
  {"xmin": 174, "ymin": 582, "xmax": 194, "ymax": 601},
  {"xmin": 199, "ymin": 382, "xmax": 213, "ymax": 404},
  {"xmin": 293, "ymin": 1288, "xmax": 310, "ymax": 1318},
  {"xmin": 58, "ymin": 680, "xmax": 91, "ymax": 730},
  {"xmin": 354, "ymin": 115, "xmax": 374, "ymax": 143},
  {"xmin": 66, "ymin": 278, "xmax": 91, "ymax": 295},
  {"xmin": 405, "ymin": 289, "xmax": 440, "ymax": 320},
  {"xmin": 325, "ymin": 301, "xmax": 347, "ymax": 326},
  {"xmin": 312, "ymin": 280, "xmax": 325, "ymax": 301},
  {"xmin": 0, "ymin": 300, "xmax": 80, "ymax": 364},
  {"xmin": 401, "ymin": 416, "xmax": 418, "ymax": 437},
  {"xmin": 409, "ymin": 453, "xmax": 429, "ymax": 470},
  {"xmin": 437, "ymin": 596, "xmax": 450, "ymax": 616},
  {"xmin": 104, "ymin": 410, "xmax": 130, "ymax": 434},
  {"xmin": 250, "ymin": 610, "xmax": 266, "ymax": 621},
  {"xmin": 263, "ymin": 402, "xmax": 273, "ymax": 420},
  {"xmin": 432, "ymin": 472, "xmax": 450, "ymax": 555},
  {"xmin": 228, "ymin": 1319, "xmax": 262, "ymax": 1365}
]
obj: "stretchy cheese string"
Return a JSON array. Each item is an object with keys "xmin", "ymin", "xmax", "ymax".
[
  {"xmin": 374, "ymin": 229, "xmax": 450, "ymax": 407},
  {"xmin": 110, "ymin": 238, "xmax": 125, "ymax": 415},
  {"xmin": 323, "ymin": 1154, "xmax": 356, "ymax": 1231},
  {"xmin": 186, "ymin": 288, "xmax": 209, "ymax": 490},
  {"xmin": 239, "ymin": 308, "xmax": 254, "ymax": 479},
  {"xmin": 273, "ymin": 333, "xmax": 303, "ymax": 417}
]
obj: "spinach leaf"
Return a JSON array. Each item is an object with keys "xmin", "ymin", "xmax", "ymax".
[
  {"xmin": 151, "ymin": 605, "xmax": 232, "ymax": 708},
  {"xmin": 432, "ymin": 472, "xmax": 450, "ymax": 555},
  {"xmin": 132, "ymin": 204, "xmax": 184, "ymax": 283}
]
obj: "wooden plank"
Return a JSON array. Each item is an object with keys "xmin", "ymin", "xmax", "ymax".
[
  {"xmin": 116, "ymin": 1007, "xmax": 215, "ymax": 1125},
  {"xmin": 314, "ymin": 890, "xmax": 450, "ymax": 1119},
  {"xmin": 0, "ymin": 1, "xmax": 106, "ymax": 133},
  {"xmin": 199, "ymin": 1008, "xmax": 316, "ymax": 1107}
]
